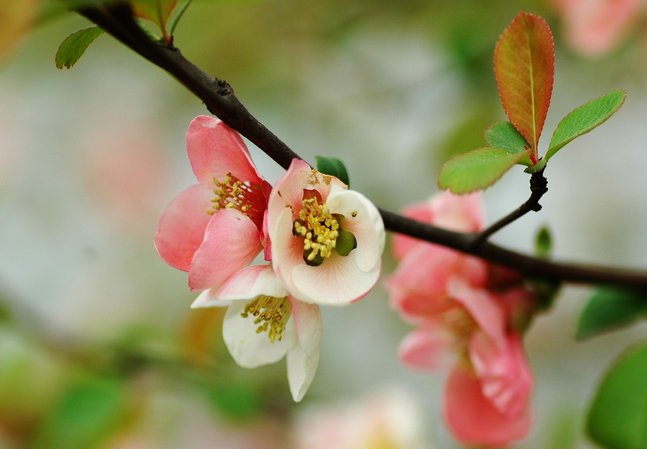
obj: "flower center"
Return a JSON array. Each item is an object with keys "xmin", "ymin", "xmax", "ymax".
[
  {"xmin": 241, "ymin": 295, "xmax": 292, "ymax": 343},
  {"xmin": 208, "ymin": 172, "xmax": 265, "ymax": 229},
  {"xmin": 293, "ymin": 197, "xmax": 341, "ymax": 265}
]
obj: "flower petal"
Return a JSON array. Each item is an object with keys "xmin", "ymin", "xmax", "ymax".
[
  {"xmin": 188, "ymin": 208, "xmax": 262, "ymax": 291},
  {"xmin": 326, "ymin": 189, "xmax": 385, "ymax": 273},
  {"xmin": 191, "ymin": 264, "xmax": 287, "ymax": 308},
  {"xmin": 287, "ymin": 300, "xmax": 322, "ymax": 402},
  {"xmin": 398, "ymin": 322, "xmax": 454, "ymax": 373},
  {"xmin": 187, "ymin": 116, "xmax": 263, "ymax": 187},
  {"xmin": 444, "ymin": 366, "xmax": 531, "ymax": 446},
  {"xmin": 223, "ymin": 299, "xmax": 295, "ymax": 369},
  {"xmin": 290, "ymin": 252, "xmax": 381, "ymax": 305},
  {"xmin": 386, "ymin": 245, "xmax": 488, "ymax": 322},
  {"xmin": 447, "ymin": 279, "xmax": 507, "ymax": 349},
  {"xmin": 393, "ymin": 201, "xmax": 435, "ymax": 260},
  {"xmin": 155, "ymin": 184, "xmax": 213, "ymax": 271},
  {"xmin": 469, "ymin": 332, "xmax": 533, "ymax": 418},
  {"xmin": 267, "ymin": 159, "xmax": 312, "ymax": 231},
  {"xmin": 430, "ymin": 191, "xmax": 484, "ymax": 232}
]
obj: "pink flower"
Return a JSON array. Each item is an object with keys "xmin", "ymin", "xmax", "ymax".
[
  {"xmin": 267, "ymin": 159, "xmax": 385, "ymax": 305},
  {"xmin": 386, "ymin": 192, "xmax": 534, "ymax": 447},
  {"xmin": 192, "ymin": 264, "xmax": 322, "ymax": 402},
  {"xmin": 550, "ymin": 0, "xmax": 640, "ymax": 57},
  {"xmin": 155, "ymin": 115, "xmax": 272, "ymax": 291}
]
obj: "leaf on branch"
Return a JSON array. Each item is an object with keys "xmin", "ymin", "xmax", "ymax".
[
  {"xmin": 587, "ymin": 341, "xmax": 647, "ymax": 449},
  {"xmin": 494, "ymin": 12, "xmax": 555, "ymax": 162},
  {"xmin": 315, "ymin": 156, "xmax": 350, "ymax": 186},
  {"xmin": 55, "ymin": 26, "xmax": 104, "ymax": 70},
  {"xmin": 546, "ymin": 90, "xmax": 626, "ymax": 162},
  {"xmin": 484, "ymin": 121, "xmax": 532, "ymax": 165},
  {"xmin": 576, "ymin": 286, "xmax": 647, "ymax": 340},
  {"xmin": 132, "ymin": 0, "xmax": 178, "ymax": 31},
  {"xmin": 438, "ymin": 147, "xmax": 525, "ymax": 193}
]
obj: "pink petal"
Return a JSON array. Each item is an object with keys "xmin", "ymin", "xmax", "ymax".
[
  {"xmin": 155, "ymin": 184, "xmax": 213, "ymax": 271},
  {"xmin": 188, "ymin": 208, "xmax": 262, "ymax": 291},
  {"xmin": 469, "ymin": 332, "xmax": 533, "ymax": 418},
  {"xmin": 191, "ymin": 264, "xmax": 287, "ymax": 308},
  {"xmin": 393, "ymin": 200, "xmax": 435, "ymax": 260},
  {"xmin": 267, "ymin": 159, "xmax": 313, "ymax": 232},
  {"xmin": 326, "ymin": 189, "xmax": 385, "ymax": 272},
  {"xmin": 398, "ymin": 322, "xmax": 454, "ymax": 373},
  {"xmin": 186, "ymin": 115, "xmax": 263, "ymax": 187},
  {"xmin": 444, "ymin": 367, "xmax": 532, "ymax": 446},
  {"xmin": 223, "ymin": 299, "xmax": 295, "ymax": 368},
  {"xmin": 386, "ymin": 245, "xmax": 488, "ymax": 322},
  {"xmin": 447, "ymin": 279, "xmax": 507, "ymax": 349},
  {"xmin": 287, "ymin": 300, "xmax": 322, "ymax": 402},
  {"xmin": 430, "ymin": 191, "xmax": 484, "ymax": 232}
]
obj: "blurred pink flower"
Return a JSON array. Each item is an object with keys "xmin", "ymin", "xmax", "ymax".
[
  {"xmin": 267, "ymin": 159, "xmax": 385, "ymax": 305},
  {"xmin": 192, "ymin": 264, "xmax": 322, "ymax": 402},
  {"xmin": 550, "ymin": 0, "xmax": 641, "ymax": 56},
  {"xmin": 155, "ymin": 115, "xmax": 272, "ymax": 292},
  {"xmin": 293, "ymin": 387, "xmax": 426, "ymax": 449},
  {"xmin": 386, "ymin": 192, "xmax": 534, "ymax": 447}
]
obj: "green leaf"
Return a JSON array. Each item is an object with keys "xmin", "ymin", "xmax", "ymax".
[
  {"xmin": 546, "ymin": 90, "xmax": 626, "ymax": 162},
  {"xmin": 534, "ymin": 226, "xmax": 552, "ymax": 259},
  {"xmin": 32, "ymin": 375, "xmax": 126, "ymax": 449},
  {"xmin": 587, "ymin": 341, "xmax": 647, "ymax": 449},
  {"xmin": 485, "ymin": 121, "xmax": 529, "ymax": 154},
  {"xmin": 576, "ymin": 287, "xmax": 647, "ymax": 340},
  {"xmin": 55, "ymin": 27, "xmax": 104, "ymax": 70},
  {"xmin": 315, "ymin": 156, "xmax": 350, "ymax": 186},
  {"xmin": 438, "ymin": 147, "xmax": 525, "ymax": 193},
  {"xmin": 484, "ymin": 121, "xmax": 532, "ymax": 165},
  {"xmin": 494, "ymin": 12, "xmax": 555, "ymax": 161}
]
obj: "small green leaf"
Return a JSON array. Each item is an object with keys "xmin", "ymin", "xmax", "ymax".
[
  {"xmin": 587, "ymin": 341, "xmax": 647, "ymax": 449},
  {"xmin": 485, "ymin": 121, "xmax": 530, "ymax": 155},
  {"xmin": 32, "ymin": 376, "xmax": 126, "ymax": 449},
  {"xmin": 534, "ymin": 226, "xmax": 552, "ymax": 259},
  {"xmin": 546, "ymin": 90, "xmax": 626, "ymax": 161},
  {"xmin": 55, "ymin": 26, "xmax": 104, "ymax": 70},
  {"xmin": 576, "ymin": 287, "xmax": 647, "ymax": 340},
  {"xmin": 315, "ymin": 156, "xmax": 350, "ymax": 186},
  {"xmin": 438, "ymin": 147, "xmax": 525, "ymax": 193}
]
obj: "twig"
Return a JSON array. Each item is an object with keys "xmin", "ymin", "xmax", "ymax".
[
  {"xmin": 471, "ymin": 169, "xmax": 548, "ymax": 249},
  {"xmin": 75, "ymin": 4, "xmax": 647, "ymax": 289}
]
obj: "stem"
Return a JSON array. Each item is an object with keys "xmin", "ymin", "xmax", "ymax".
[
  {"xmin": 471, "ymin": 169, "xmax": 548, "ymax": 248},
  {"xmin": 76, "ymin": 4, "xmax": 647, "ymax": 289}
]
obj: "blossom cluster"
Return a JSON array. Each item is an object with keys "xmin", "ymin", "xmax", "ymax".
[
  {"xmin": 386, "ymin": 192, "xmax": 536, "ymax": 446},
  {"xmin": 155, "ymin": 116, "xmax": 385, "ymax": 401}
]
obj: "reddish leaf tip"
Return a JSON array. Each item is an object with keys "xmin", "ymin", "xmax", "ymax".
[{"xmin": 493, "ymin": 12, "xmax": 555, "ymax": 160}]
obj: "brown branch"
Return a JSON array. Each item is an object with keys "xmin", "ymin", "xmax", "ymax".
[{"xmin": 76, "ymin": 4, "xmax": 647, "ymax": 289}]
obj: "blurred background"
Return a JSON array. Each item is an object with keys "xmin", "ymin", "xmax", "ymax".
[{"xmin": 2, "ymin": 0, "xmax": 647, "ymax": 447}]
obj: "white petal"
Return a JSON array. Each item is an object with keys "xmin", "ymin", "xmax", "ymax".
[
  {"xmin": 326, "ymin": 189, "xmax": 385, "ymax": 272},
  {"xmin": 191, "ymin": 288, "xmax": 231, "ymax": 308},
  {"xmin": 291, "ymin": 252, "xmax": 381, "ymax": 305},
  {"xmin": 223, "ymin": 300, "xmax": 295, "ymax": 368},
  {"xmin": 287, "ymin": 300, "xmax": 322, "ymax": 402}
]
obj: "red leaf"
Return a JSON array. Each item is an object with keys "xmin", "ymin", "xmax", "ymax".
[{"xmin": 494, "ymin": 12, "xmax": 555, "ymax": 164}]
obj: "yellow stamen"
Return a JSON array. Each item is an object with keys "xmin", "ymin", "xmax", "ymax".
[
  {"xmin": 241, "ymin": 295, "xmax": 292, "ymax": 343},
  {"xmin": 293, "ymin": 197, "xmax": 340, "ymax": 262},
  {"xmin": 207, "ymin": 172, "xmax": 264, "ymax": 227}
]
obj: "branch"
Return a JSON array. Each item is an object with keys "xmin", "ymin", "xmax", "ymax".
[
  {"xmin": 77, "ymin": 4, "xmax": 647, "ymax": 289},
  {"xmin": 470, "ymin": 169, "xmax": 548, "ymax": 248}
]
